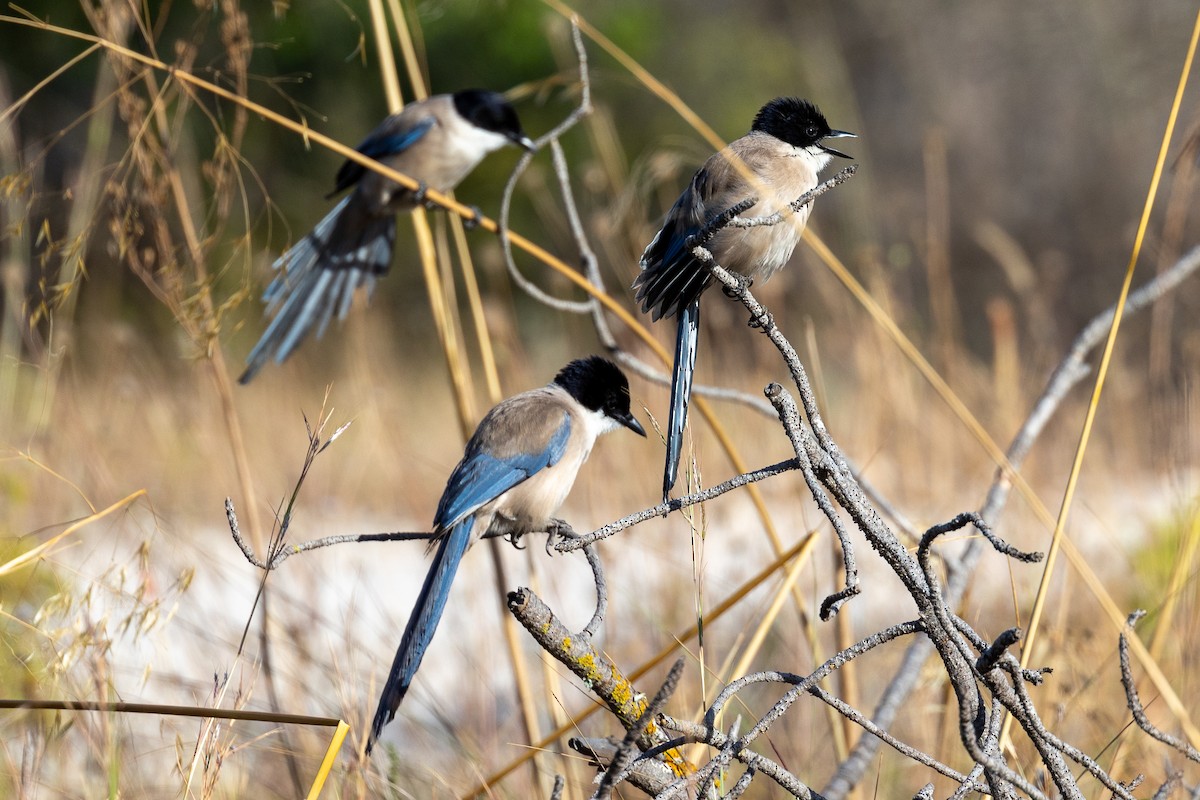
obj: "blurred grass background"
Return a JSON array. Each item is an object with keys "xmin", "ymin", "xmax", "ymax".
[{"xmin": 1, "ymin": 0, "xmax": 1199, "ymax": 797}]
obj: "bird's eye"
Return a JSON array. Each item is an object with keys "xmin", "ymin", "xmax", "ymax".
[{"xmin": 805, "ymin": 126, "xmax": 819, "ymax": 139}]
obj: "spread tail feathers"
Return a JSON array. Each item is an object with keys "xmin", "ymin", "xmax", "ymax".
[
  {"xmin": 663, "ymin": 301, "xmax": 700, "ymax": 501},
  {"xmin": 239, "ymin": 196, "xmax": 395, "ymax": 383},
  {"xmin": 367, "ymin": 518, "xmax": 473, "ymax": 754}
]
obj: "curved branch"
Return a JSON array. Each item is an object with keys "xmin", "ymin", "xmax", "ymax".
[
  {"xmin": 1120, "ymin": 612, "xmax": 1200, "ymax": 763},
  {"xmin": 497, "ymin": 22, "xmax": 594, "ymax": 313}
]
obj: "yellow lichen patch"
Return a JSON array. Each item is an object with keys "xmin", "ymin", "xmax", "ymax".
[
  {"xmin": 608, "ymin": 676, "xmax": 637, "ymax": 709},
  {"xmin": 574, "ymin": 652, "xmax": 598, "ymax": 677}
]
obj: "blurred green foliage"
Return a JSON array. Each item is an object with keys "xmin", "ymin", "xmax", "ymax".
[
  {"xmin": 1130, "ymin": 510, "xmax": 1198, "ymax": 642},
  {"xmin": 0, "ymin": 535, "xmax": 64, "ymax": 699}
]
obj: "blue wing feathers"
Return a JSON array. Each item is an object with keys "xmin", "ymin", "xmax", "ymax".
[
  {"xmin": 434, "ymin": 413, "xmax": 571, "ymax": 529},
  {"xmin": 634, "ymin": 171, "xmax": 712, "ymax": 321},
  {"xmin": 332, "ymin": 117, "xmax": 435, "ymax": 196},
  {"xmin": 356, "ymin": 121, "xmax": 434, "ymax": 160}
]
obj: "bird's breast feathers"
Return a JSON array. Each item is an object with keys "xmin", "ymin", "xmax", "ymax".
[
  {"xmin": 470, "ymin": 387, "xmax": 596, "ymax": 533},
  {"xmin": 362, "ymin": 96, "xmax": 514, "ymax": 211},
  {"xmin": 704, "ymin": 133, "xmax": 823, "ymax": 278},
  {"xmin": 490, "ymin": 438, "xmax": 591, "ymax": 534},
  {"xmin": 414, "ymin": 103, "xmax": 516, "ymax": 191}
]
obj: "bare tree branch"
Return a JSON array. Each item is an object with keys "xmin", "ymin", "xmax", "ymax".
[
  {"xmin": 496, "ymin": 21, "xmax": 595, "ymax": 312},
  {"xmin": 825, "ymin": 242, "xmax": 1200, "ymax": 798},
  {"xmin": 555, "ymin": 458, "xmax": 798, "ymax": 551},
  {"xmin": 569, "ymin": 738, "xmax": 676, "ymax": 796},
  {"xmin": 657, "ymin": 716, "xmax": 825, "ymax": 800},
  {"xmin": 226, "ymin": 501, "xmax": 572, "ymax": 571},
  {"xmin": 1121, "ymin": 611, "xmax": 1200, "ymax": 764},
  {"xmin": 506, "ymin": 586, "xmax": 695, "ymax": 779},
  {"xmin": 592, "ymin": 659, "xmax": 686, "ymax": 800}
]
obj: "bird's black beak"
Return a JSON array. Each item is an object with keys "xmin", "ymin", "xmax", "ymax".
[
  {"xmin": 618, "ymin": 412, "xmax": 647, "ymax": 437},
  {"xmin": 819, "ymin": 130, "xmax": 856, "ymax": 159},
  {"xmin": 513, "ymin": 134, "xmax": 537, "ymax": 153}
]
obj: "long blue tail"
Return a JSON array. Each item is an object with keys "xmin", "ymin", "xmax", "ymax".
[
  {"xmin": 367, "ymin": 518, "xmax": 473, "ymax": 753},
  {"xmin": 239, "ymin": 196, "xmax": 395, "ymax": 384},
  {"xmin": 663, "ymin": 300, "xmax": 700, "ymax": 501}
]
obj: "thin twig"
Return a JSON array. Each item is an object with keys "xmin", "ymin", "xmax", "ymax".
[
  {"xmin": 717, "ymin": 165, "xmax": 858, "ymax": 231},
  {"xmin": 706, "ymin": 620, "xmax": 924, "ymax": 727},
  {"xmin": 497, "ymin": 20, "xmax": 594, "ymax": 313},
  {"xmin": 1120, "ymin": 612, "xmax": 1200, "ymax": 763},
  {"xmin": 805, "ymin": 685, "xmax": 988, "ymax": 793},
  {"xmin": 762, "ymin": 383, "xmax": 861, "ymax": 618},
  {"xmin": 657, "ymin": 716, "xmax": 825, "ymax": 800},
  {"xmin": 554, "ymin": 459, "xmax": 799, "ymax": 551}
]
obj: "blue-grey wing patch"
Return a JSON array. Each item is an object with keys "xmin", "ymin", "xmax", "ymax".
[
  {"xmin": 331, "ymin": 116, "xmax": 436, "ymax": 195},
  {"xmin": 633, "ymin": 169, "xmax": 714, "ymax": 321},
  {"xmin": 433, "ymin": 411, "xmax": 572, "ymax": 529}
]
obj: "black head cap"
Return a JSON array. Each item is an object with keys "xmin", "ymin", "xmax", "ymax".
[
  {"xmin": 554, "ymin": 356, "xmax": 646, "ymax": 436},
  {"xmin": 751, "ymin": 97, "xmax": 855, "ymax": 158},
  {"xmin": 452, "ymin": 89, "xmax": 536, "ymax": 151}
]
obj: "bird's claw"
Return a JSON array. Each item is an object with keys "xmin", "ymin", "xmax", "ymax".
[
  {"xmin": 503, "ymin": 529, "xmax": 528, "ymax": 550},
  {"xmin": 722, "ymin": 273, "xmax": 753, "ymax": 298},
  {"xmin": 413, "ymin": 181, "xmax": 431, "ymax": 208},
  {"xmin": 462, "ymin": 205, "xmax": 484, "ymax": 230},
  {"xmin": 749, "ymin": 309, "xmax": 774, "ymax": 329},
  {"xmin": 544, "ymin": 519, "xmax": 573, "ymax": 555}
]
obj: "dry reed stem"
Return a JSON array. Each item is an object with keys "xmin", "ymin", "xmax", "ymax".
[
  {"xmin": 1007, "ymin": 5, "xmax": 1200, "ymax": 752},
  {"xmin": 0, "ymin": 489, "xmax": 145, "ymax": 576},
  {"xmin": 921, "ymin": 128, "xmax": 961, "ymax": 379},
  {"xmin": 1148, "ymin": 115, "xmax": 1200, "ymax": 390},
  {"xmin": 451, "ymin": 216, "xmax": 503, "ymax": 401}
]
